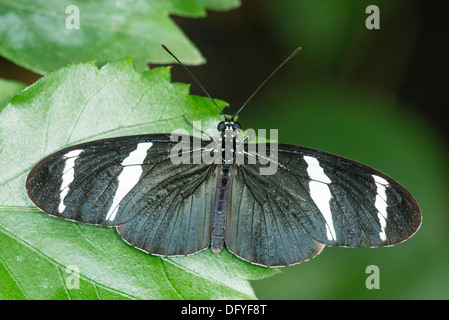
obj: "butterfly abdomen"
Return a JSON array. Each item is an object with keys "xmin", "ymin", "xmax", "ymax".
[
  {"xmin": 211, "ymin": 124, "xmax": 238, "ymax": 253},
  {"xmin": 210, "ymin": 165, "xmax": 233, "ymax": 253}
]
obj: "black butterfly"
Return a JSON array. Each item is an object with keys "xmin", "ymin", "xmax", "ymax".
[{"xmin": 26, "ymin": 46, "xmax": 421, "ymax": 267}]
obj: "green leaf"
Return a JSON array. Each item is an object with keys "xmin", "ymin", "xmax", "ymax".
[
  {"xmin": 0, "ymin": 78, "xmax": 26, "ymax": 112},
  {"xmin": 0, "ymin": 0, "xmax": 241, "ymax": 74},
  {"xmin": 0, "ymin": 58, "xmax": 278, "ymax": 299}
]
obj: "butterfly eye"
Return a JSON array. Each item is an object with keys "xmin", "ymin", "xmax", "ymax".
[
  {"xmin": 232, "ymin": 122, "xmax": 241, "ymax": 131},
  {"xmin": 217, "ymin": 122, "xmax": 226, "ymax": 131}
]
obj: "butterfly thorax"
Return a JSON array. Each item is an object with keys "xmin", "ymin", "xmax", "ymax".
[
  {"xmin": 219, "ymin": 120, "xmax": 240, "ymax": 166},
  {"xmin": 210, "ymin": 120, "xmax": 241, "ymax": 253}
]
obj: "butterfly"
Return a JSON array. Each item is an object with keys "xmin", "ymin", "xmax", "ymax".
[{"xmin": 26, "ymin": 46, "xmax": 421, "ymax": 267}]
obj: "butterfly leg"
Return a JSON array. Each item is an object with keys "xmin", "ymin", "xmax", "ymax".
[{"xmin": 182, "ymin": 115, "xmax": 215, "ymax": 141}]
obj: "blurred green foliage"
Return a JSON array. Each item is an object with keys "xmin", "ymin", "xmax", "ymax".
[{"xmin": 0, "ymin": 0, "xmax": 240, "ymax": 73}]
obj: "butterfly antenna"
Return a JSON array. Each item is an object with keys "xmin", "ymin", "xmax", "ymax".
[
  {"xmin": 232, "ymin": 47, "xmax": 302, "ymax": 120},
  {"xmin": 161, "ymin": 44, "xmax": 227, "ymax": 119}
]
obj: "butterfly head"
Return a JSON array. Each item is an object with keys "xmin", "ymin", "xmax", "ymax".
[{"xmin": 217, "ymin": 120, "xmax": 241, "ymax": 133}]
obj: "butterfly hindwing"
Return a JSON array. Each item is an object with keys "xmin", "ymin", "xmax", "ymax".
[
  {"xmin": 116, "ymin": 161, "xmax": 218, "ymax": 256},
  {"xmin": 225, "ymin": 163, "xmax": 325, "ymax": 266}
]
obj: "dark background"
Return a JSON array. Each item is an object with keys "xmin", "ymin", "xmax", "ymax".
[
  {"xmin": 174, "ymin": 0, "xmax": 449, "ymax": 142},
  {"xmin": 2, "ymin": 0, "xmax": 448, "ymax": 299}
]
